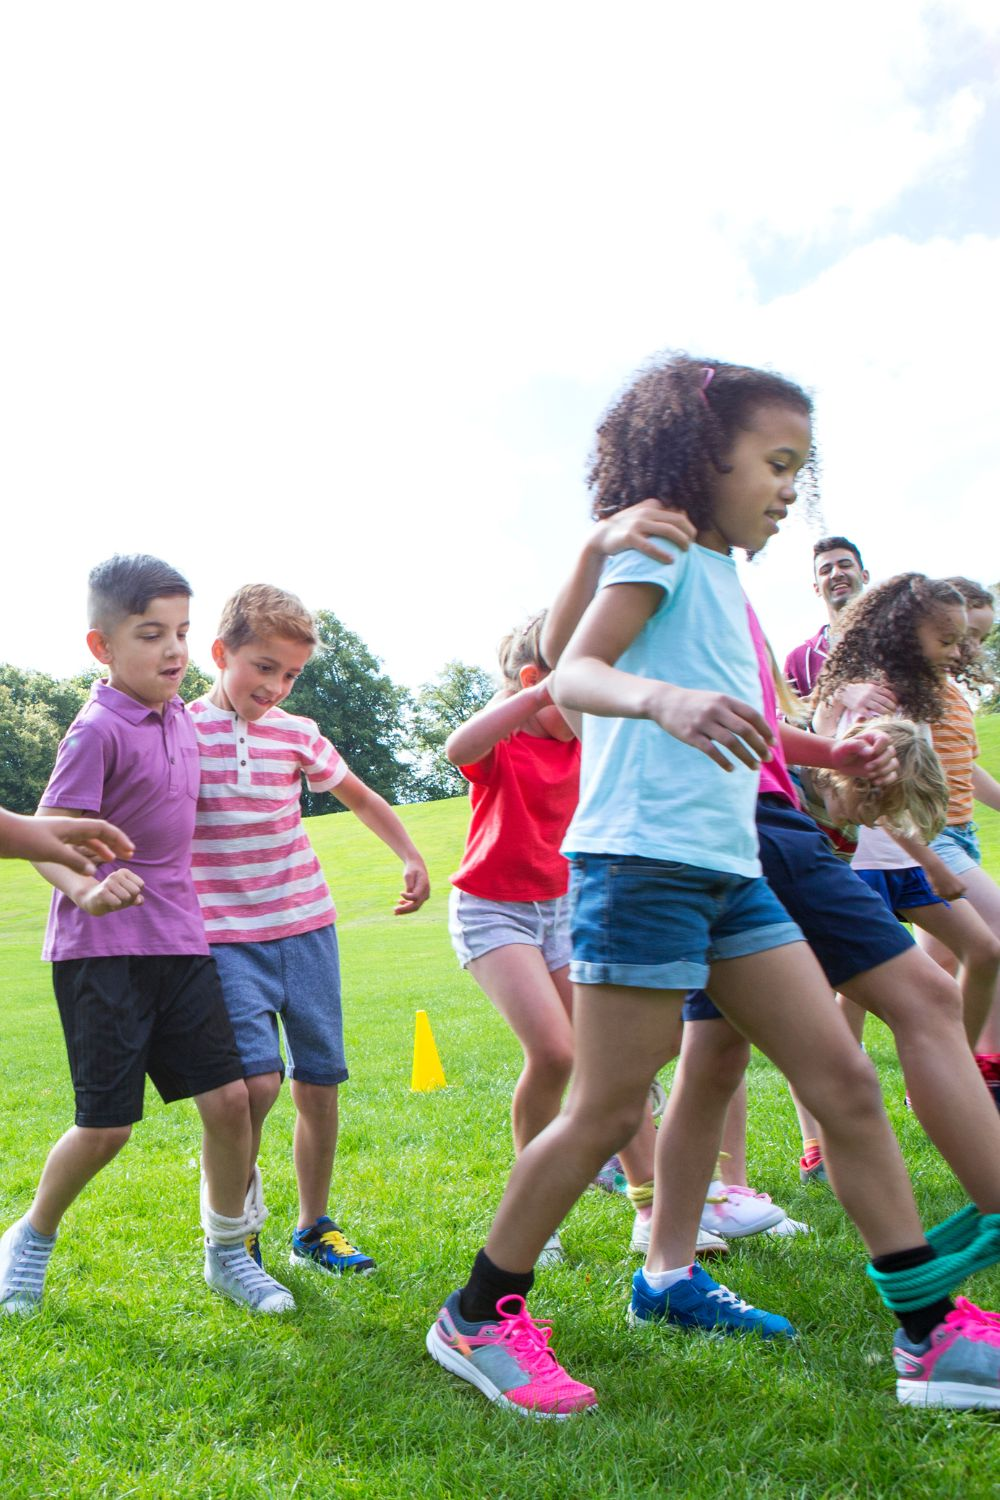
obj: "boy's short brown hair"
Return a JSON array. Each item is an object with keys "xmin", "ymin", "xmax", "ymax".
[{"xmin": 217, "ymin": 584, "xmax": 318, "ymax": 652}]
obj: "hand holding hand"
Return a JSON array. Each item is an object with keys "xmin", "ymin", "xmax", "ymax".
[
  {"xmin": 927, "ymin": 864, "xmax": 966, "ymax": 902},
  {"xmin": 831, "ymin": 730, "xmax": 899, "ymax": 787},
  {"xmin": 78, "ymin": 867, "xmax": 145, "ymax": 916}
]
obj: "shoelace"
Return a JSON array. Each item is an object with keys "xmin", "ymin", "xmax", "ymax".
[
  {"xmin": 315, "ymin": 1228, "xmax": 360, "ymax": 1258},
  {"xmin": 705, "ymin": 1283, "xmax": 755, "ymax": 1316},
  {"xmin": 215, "ymin": 1246, "xmax": 284, "ymax": 1300},
  {"xmin": 3, "ymin": 1237, "xmax": 52, "ymax": 1296},
  {"xmin": 490, "ymin": 1295, "xmax": 564, "ymax": 1379},
  {"xmin": 725, "ymin": 1186, "xmax": 774, "ymax": 1204},
  {"xmin": 952, "ymin": 1296, "xmax": 1000, "ymax": 1345}
]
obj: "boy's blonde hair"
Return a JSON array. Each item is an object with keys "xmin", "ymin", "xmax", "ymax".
[
  {"xmin": 497, "ymin": 611, "xmax": 547, "ymax": 685},
  {"xmin": 811, "ymin": 716, "xmax": 948, "ymax": 844},
  {"xmin": 217, "ymin": 584, "xmax": 318, "ymax": 652}
]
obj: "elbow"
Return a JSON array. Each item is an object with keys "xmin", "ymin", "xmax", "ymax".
[{"xmin": 550, "ymin": 662, "xmax": 577, "ymax": 712}]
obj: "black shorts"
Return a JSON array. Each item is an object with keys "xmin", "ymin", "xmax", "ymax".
[
  {"xmin": 52, "ymin": 955, "xmax": 246, "ymax": 1128},
  {"xmin": 683, "ymin": 797, "xmax": 914, "ymax": 1022}
]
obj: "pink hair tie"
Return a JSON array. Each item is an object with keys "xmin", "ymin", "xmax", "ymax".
[{"xmin": 699, "ymin": 366, "xmax": 714, "ymax": 406}]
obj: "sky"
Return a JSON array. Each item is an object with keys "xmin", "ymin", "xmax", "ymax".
[{"xmin": 1, "ymin": 1, "xmax": 998, "ymax": 690}]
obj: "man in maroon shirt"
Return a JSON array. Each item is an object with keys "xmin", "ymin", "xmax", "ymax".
[{"xmin": 784, "ymin": 536, "xmax": 871, "ymax": 698}]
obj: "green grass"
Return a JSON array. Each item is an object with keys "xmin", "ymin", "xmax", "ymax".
[{"xmin": 2, "ymin": 727, "xmax": 1000, "ymax": 1498}]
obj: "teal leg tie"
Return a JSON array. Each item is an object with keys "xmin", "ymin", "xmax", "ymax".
[{"xmin": 868, "ymin": 1211, "xmax": 1000, "ymax": 1312}]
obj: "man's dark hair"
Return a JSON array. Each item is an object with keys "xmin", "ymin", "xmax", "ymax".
[
  {"xmin": 813, "ymin": 536, "xmax": 863, "ymax": 572},
  {"xmin": 88, "ymin": 554, "xmax": 192, "ymax": 631}
]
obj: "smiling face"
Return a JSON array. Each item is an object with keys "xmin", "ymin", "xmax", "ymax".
[
  {"xmin": 698, "ymin": 403, "xmax": 812, "ymax": 556},
  {"xmin": 87, "ymin": 595, "xmax": 190, "ymax": 711},
  {"xmin": 814, "ymin": 547, "xmax": 869, "ymax": 616},
  {"xmin": 916, "ymin": 603, "xmax": 968, "ymax": 676},
  {"xmin": 210, "ymin": 633, "xmax": 313, "ymax": 721},
  {"xmin": 965, "ymin": 603, "xmax": 995, "ymax": 649}
]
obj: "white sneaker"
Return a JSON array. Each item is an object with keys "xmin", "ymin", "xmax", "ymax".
[
  {"xmin": 0, "ymin": 1217, "xmax": 55, "ymax": 1316},
  {"xmin": 629, "ymin": 1212, "xmax": 728, "ymax": 1257},
  {"xmin": 701, "ymin": 1183, "xmax": 786, "ymax": 1239},
  {"xmin": 536, "ymin": 1231, "xmax": 565, "ymax": 1267},
  {"xmin": 205, "ymin": 1242, "xmax": 296, "ymax": 1313},
  {"xmin": 766, "ymin": 1214, "xmax": 811, "ymax": 1237}
]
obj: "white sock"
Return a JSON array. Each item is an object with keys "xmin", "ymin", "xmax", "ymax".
[
  {"xmin": 23, "ymin": 1217, "xmax": 57, "ymax": 1247},
  {"xmin": 642, "ymin": 1263, "xmax": 693, "ymax": 1291}
]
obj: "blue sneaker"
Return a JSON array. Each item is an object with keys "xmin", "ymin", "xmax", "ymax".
[
  {"xmin": 245, "ymin": 1231, "xmax": 263, "ymax": 1269},
  {"xmin": 629, "ymin": 1265, "xmax": 795, "ymax": 1338},
  {"xmin": 290, "ymin": 1217, "xmax": 375, "ymax": 1275}
]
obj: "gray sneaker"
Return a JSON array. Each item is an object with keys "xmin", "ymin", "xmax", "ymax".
[
  {"xmin": 895, "ymin": 1297, "xmax": 1000, "ymax": 1408},
  {"xmin": 0, "ymin": 1216, "xmax": 55, "ymax": 1316},
  {"xmin": 204, "ymin": 1242, "xmax": 296, "ymax": 1313}
]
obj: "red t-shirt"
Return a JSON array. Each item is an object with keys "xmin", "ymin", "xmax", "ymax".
[{"xmin": 451, "ymin": 731, "xmax": 581, "ymax": 901}]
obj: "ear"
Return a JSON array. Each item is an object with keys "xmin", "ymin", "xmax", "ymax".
[
  {"xmin": 86, "ymin": 628, "xmax": 113, "ymax": 666},
  {"xmin": 861, "ymin": 570, "xmax": 870, "ymax": 586},
  {"xmin": 812, "ymin": 579, "xmax": 821, "ymax": 597},
  {"xmin": 210, "ymin": 638, "xmax": 229, "ymax": 671},
  {"xmin": 519, "ymin": 664, "xmax": 542, "ymax": 689}
]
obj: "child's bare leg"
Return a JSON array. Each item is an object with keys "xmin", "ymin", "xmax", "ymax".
[
  {"xmin": 30, "ymin": 1125, "xmax": 132, "ymax": 1236},
  {"xmin": 837, "ymin": 992, "xmax": 866, "ymax": 1044},
  {"xmin": 196, "ymin": 1079, "xmax": 253, "ymax": 1219},
  {"xmin": 842, "ymin": 945, "xmax": 1000, "ymax": 1213},
  {"xmin": 906, "ymin": 900, "xmax": 1000, "ymax": 1047},
  {"xmin": 618, "ymin": 1103, "xmax": 657, "ymax": 1188},
  {"xmin": 719, "ymin": 1074, "xmax": 748, "ymax": 1185},
  {"xmin": 710, "ymin": 945, "xmax": 925, "ymax": 1256},
  {"xmin": 467, "ymin": 948, "xmax": 574, "ymax": 1153},
  {"xmin": 645, "ymin": 1019, "xmax": 749, "ymax": 1270},
  {"xmin": 916, "ymin": 928, "xmax": 960, "ymax": 980},
  {"xmin": 941, "ymin": 866, "xmax": 1000, "ymax": 1052},
  {"xmin": 290, "ymin": 1080, "xmax": 339, "ymax": 1229},
  {"xmin": 246, "ymin": 1071, "xmax": 282, "ymax": 1170},
  {"xmin": 484, "ymin": 985, "xmax": 683, "ymax": 1272}
]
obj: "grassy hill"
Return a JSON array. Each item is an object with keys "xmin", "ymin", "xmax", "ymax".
[{"xmin": 0, "ymin": 724, "xmax": 999, "ymax": 1498}]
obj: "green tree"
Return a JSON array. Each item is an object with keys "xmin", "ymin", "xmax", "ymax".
[
  {"xmin": 283, "ymin": 611, "xmax": 412, "ymax": 814},
  {"xmin": 408, "ymin": 660, "xmax": 497, "ymax": 800},
  {"xmin": 180, "ymin": 662, "xmax": 213, "ymax": 703},
  {"xmin": 0, "ymin": 682, "xmax": 64, "ymax": 812}
]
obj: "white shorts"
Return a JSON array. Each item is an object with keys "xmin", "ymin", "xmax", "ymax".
[{"xmin": 448, "ymin": 888, "xmax": 572, "ymax": 971}]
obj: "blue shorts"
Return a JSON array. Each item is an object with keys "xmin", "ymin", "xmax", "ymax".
[
  {"xmin": 210, "ymin": 924, "xmax": 348, "ymax": 1087},
  {"xmin": 567, "ymin": 852, "xmax": 803, "ymax": 991},
  {"xmin": 448, "ymin": 888, "xmax": 571, "ymax": 971},
  {"xmin": 683, "ymin": 797, "xmax": 915, "ymax": 1023},
  {"xmin": 930, "ymin": 822, "xmax": 981, "ymax": 876},
  {"xmin": 854, "ymin": 865, "xmax": 948, "ymax": 923}
]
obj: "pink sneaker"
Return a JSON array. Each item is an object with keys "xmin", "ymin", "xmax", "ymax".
[
  {"xmin": 426, "ymin": 1292, "xmax": 597, "ymax": 1418},
  {"xmin": 894, "ymin": 1297, "xmax": 1000, "ymax": 1409},
  {"xmin": 701, "ymin": 1183, "xmax": 785, "ymax": 1239}
]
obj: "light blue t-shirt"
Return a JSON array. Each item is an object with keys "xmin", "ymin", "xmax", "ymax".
[{"xmin": 563, "ymin": 542, "xmax": 763, "ymax": 877}]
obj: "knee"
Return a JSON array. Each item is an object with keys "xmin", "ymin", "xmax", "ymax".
[
  {"xmin": 81, "ymin": 1124, "xmax": 132, "ymax": 1161},
  {"xmin": 914, "ymin": 970, "xmax": 965, "ymax": 1031},
  {"xmin": 246, "ymin": 1072, "xmax": 282, "ymax": 1116},
  {"xmin": 681, "ymin": 1023, "xmax": 749, "ymax": 1094},
  {"xmin": 200, "ymin": 1079, "xmax": 251, "ymax": 1133},
  {"xmin": 525, "ymin": 1039, "xmax": 575, "ymax": 1088},
  {"xmin": 293, "ymin": 1081, "xmax": 339, "ymax": 1123},
  {"xmin": 825, "ymin": 1050, "xmax": 884, "ymax": 1119},
  {"xmin": 968, "ymin": 932, "xmax": 1000, "ymax": 976}
]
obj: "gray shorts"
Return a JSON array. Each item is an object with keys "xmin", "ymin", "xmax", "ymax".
[
  {"xmin": 210, "ymin": 924, "xmax": 347, "ymax": 1087},
  {"xmin": 930, "ymin": 823, "xmax": 981, "ymax": 877},
  {"xmin": 448, "ymin": 887, "xmax": 572, "ymax": 972}
]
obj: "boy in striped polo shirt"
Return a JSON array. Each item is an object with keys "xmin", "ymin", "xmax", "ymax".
[{"xmin": 190, "ymin": 584, "xmax": 430, "ymax": 1277}]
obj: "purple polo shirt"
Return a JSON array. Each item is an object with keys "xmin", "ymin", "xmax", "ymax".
[
  {"xmin": 783, "ymin": 624, "xmax": 830, "ymax": 699},
  {"xmin": 41, "ymin": 680, "xmax": 208, "ymax": 961}
]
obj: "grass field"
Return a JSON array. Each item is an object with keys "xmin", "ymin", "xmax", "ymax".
[{"xmin": 3, "ymin": 720, "xmax": 1000, "ymax": 1498}]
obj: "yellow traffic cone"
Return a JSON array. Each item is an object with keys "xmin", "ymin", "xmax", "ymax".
[{"xmin": 411, "ymin": 1009, "xmax": 447, "ymax": 1092}]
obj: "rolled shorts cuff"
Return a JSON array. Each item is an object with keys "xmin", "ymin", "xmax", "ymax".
[
  {"xmin": 242, "ymin": 1056, "xmax": 286, "ymax": 1082},
  {"xmin": 709, "ymin": 921, "xmax": 804, "ymax": 963},
  {"xmin": 286, "ymin": 1065, "xmax": 349, "ymax": 1087},
  {"xmin": 570, "ymin": 958, "xmax": 709, "ymax": 990},
  {"xmin": 930, "ymin": 828, "xmax": 979, "ymax": 876}
]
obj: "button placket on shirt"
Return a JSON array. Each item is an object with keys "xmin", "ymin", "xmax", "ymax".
[{"xmin": 236, "ymin": 717, "xmax": 251, "ymax": 786}]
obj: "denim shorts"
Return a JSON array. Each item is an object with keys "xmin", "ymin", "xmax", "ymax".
[
  {"xmin": 210, "ymin": 924, "xmax": 347, "ymax": 1086},
  {"xmin": 568, "ymin": 852, "xmax": 803, "ymax": 991},
  {"xmin": 683, "ymin": 796, "xmax": 915, "ymax": 1022},
  {"xmin": 930, "ymin": 822, "xmax": 981, "ymax": 876},
  {"xmin": 448, "ymin": 887, "xmax": 571, "ymax": 972},
  {"xmin": 854, "ymin": 866, "xmax": 948, "ymax": 923}
]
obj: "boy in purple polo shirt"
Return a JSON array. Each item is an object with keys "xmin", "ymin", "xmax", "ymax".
[{"xmin": 0, "ymin": 554, "xmax": 295, "ymax": 1317}]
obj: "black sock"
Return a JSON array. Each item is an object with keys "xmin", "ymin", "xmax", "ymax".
[
  {"xmin": 871, "ymin": 1244, "xmax": 955, "ymax": 1345},
  {"xmin": 459, "ymin": 1248, "xmax": 534, "ymax": 1324}
]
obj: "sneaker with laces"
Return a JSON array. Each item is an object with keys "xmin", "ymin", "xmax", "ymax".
[
  {"xmin": 536, "ymin": 1231, "xmax": 564, "ymax": 1267},
  {"xmin": 245, "ymin": 1231, "xmax": 263, "ymax": 1268},
  {"xmin": 629, "ymin": 1212, "xmax": 728, "ymax": 1257},
  {"xmin": 0, "ymin": 1217, "xmax": 55, "ymax": 1316},
  {"xmin": 426, "ymin": 1291, "xmax": 597, "ymax": 1417},
  {"xmin": 799, "ymin": 1155, "xmax": 829, "ymax": 1186},
  {"xmin": 766, "ymin": 1214, "xmax": 811, "ymax": 1238},
  {"xmin": 628, "ymin": 1265, "xmax": 796, "ymax": 1338},
  {"xmin": 701, "ymin": 1182, "xmax": 785, "ymax": 1238},
  {"xmin": 895, "ymin": 1297, "xmax": 1000, "ymax": 1409},
  {"xmin": 204, "ymin": 1242, "xmax": 296, "ymax": 1313},
  {"xmin": 290, "ymin": 1216, "xmax": 375, "ymax": 1275}
]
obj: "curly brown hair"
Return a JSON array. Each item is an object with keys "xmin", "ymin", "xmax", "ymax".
[
  {"xmin": 587, "ymin": 353, "xmax": 819, "ymax": 528},
  {"xmin": 817, "ymin": 574, "xmax": 971, "ymax": 721},
  {"xmin": 946, "ymin": 576, "xmax": 997, "ymax": 693}
]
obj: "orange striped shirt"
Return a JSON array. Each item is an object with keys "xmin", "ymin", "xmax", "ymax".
[{"xmin": 931, "ymin": 681, "xmax": 979, "ymax": 825}]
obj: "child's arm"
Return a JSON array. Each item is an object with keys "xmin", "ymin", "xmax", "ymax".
[
  {"xmin": 553, "ymin": 582, "xmax": 772, "ymax": 772},
  {"xmin": 445, "ymin": 681, "xmax": 557, "ymax": 768},
  {"xmin": 813, "ymin": 683, "xmax": 897, "ymax": 736},
  {"xmin": 31, "ymin": 806, "xmax": 146, "ymax": 915},
  {"xmin": 539, "ymin": 500, "xmax": 696, "ymax": 669},
  {"xmin": 888, "ymin": 829, "xmax": 966, "ymax": 901},
  {"xmin": 332, "ymin": 773, "xmax": 430, "ymax": 914},
  {"xmin": 0, "ymin": 806, "xmax": 134, "ymax": 874},
  {"xmin": 779, "ymin": 722, "xmax": 898, "ymax": 785},
  {"xmin": 973, "ymin": 763, "xmax": 1000, "ymax": 815}
]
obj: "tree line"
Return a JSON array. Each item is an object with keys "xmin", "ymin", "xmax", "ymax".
[{"xmin": 0, "ymin": 611, "xmax": 496, "ymax": 816}]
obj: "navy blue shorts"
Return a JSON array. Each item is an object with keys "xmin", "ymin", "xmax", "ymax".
[
  {"xmin": 853, "ymin": 866, "xmax": 948, "ymax": 923},
  {"xmin": 683, "ymin": 796, "xmax": 914, "ymax": 1022}
]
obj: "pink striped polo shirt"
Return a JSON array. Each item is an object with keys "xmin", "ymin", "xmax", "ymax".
[{"xmin": 189, "ymin": 697, "xmax": 348, "ymax": 944}]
